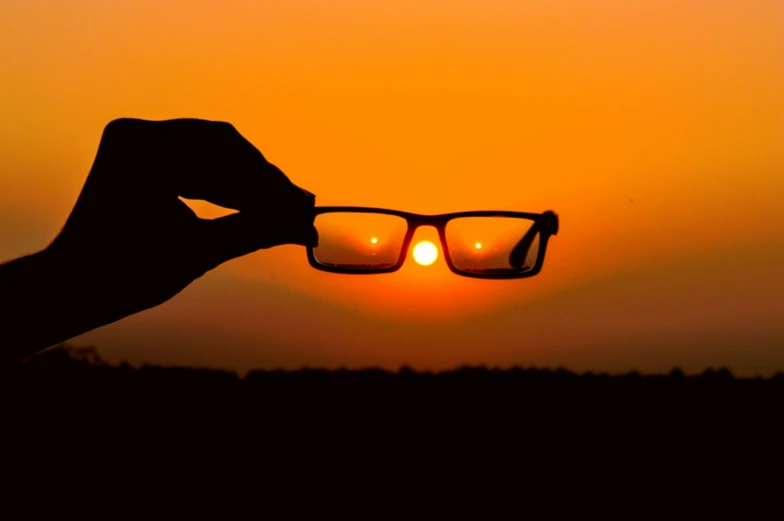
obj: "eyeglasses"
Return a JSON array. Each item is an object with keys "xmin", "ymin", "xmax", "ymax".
[{"xmin": 307, "ymin": 207, "xmax": 559, "ymax": 279}]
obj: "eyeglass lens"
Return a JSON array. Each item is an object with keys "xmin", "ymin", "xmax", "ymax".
[
  {"xmin": 312, "ymin": 212, "xmax": 408, "ymax": 270},
  {"xmin": 444, "ymin": 216, "xmax": 539, "ymax": 275}
]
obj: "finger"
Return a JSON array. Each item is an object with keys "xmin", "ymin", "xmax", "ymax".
[
  {"xmin": 196, "ymin": 210, "xmax": 319, "ymax": 271},
  {"xmin": 157, "ymin": 119, "xmax": 312, "ymax": 213},
  {"xmin": 101, "ymin": 118, "xmax": 314, "ymax": 214}
]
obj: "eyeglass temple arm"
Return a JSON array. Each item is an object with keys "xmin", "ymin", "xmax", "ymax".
[{"xmin": 508, "ymin": 211, "xmax": 559, "ymax": 269}]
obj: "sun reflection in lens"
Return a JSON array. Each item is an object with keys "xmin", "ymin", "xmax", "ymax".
[{"xmin": 413, "ymin": 241, "xmax": 438, "ymax": 266}]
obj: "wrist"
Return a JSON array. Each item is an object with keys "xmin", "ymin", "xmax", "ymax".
[{"xmin": 1, "ymin": 247, "xmax": 98, "ymax": 361}]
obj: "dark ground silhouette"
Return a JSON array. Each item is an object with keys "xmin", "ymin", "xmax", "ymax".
[
  {"xmin": 11, "ymin": 344, "xmax": 783, "ymax": 439},
  {"xmin": 7, "ymin": 344, "xmax": 782, "ymax": 497}
]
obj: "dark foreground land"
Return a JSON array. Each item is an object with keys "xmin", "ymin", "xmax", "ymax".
[
  {"xmin": 9, "ymin": 344, "xmax": 783, "ymax": 436},
  {"xmin": 6, "ymin": 344, "xmax": 783, "ymax": 493}
]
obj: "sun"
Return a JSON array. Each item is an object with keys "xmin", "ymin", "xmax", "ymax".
[{"xmin": 413, "ymin": 241, "xmax": 438, "ymax": 266}]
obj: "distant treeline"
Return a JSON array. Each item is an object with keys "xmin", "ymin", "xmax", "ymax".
[
  {"xmin": 10, "ymin": 344, "xmax": 784, "ymax": 411},
  {"xmin": 7, "ymin": 343, "xmax": 783, "ymax": 482},
  {"xmin": 14, "ymin": 343, "xmax": 784, "ymax": 383}
]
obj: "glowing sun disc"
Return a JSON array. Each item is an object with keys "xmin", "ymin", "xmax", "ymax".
[{"xmin": 413, "ymin": 241, "xmax": 438, "ymax": 266}]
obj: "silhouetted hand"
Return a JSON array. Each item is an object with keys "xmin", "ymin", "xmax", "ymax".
[{"xmin": 1, "ymin": 118, "xmax": 317, "ymax": 362}]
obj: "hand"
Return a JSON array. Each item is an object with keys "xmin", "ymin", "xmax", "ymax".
[{"xmin": 1, "ymin": 118, "xmax": 317, "ymax": 360}]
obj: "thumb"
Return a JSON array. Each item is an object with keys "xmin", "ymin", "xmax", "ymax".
[{"xmin": 197, "ymin": 210, "xmax": 318, "ymax": 271}]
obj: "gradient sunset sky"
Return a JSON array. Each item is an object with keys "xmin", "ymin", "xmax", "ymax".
[{"xmin": 1, "ymin": 1, "xmax": 782, "ymax": 375}]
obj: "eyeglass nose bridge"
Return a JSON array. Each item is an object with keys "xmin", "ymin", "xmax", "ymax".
[
  {"xmin": 401, "ymin": 220, "xmax": 448, "ymax": 250},
  {"xmin": 403, "ymin": 217, "xmax": 451, "ymax": 248},
  {"xmin": 404, "ymin": 214, "xmax": 450, "ymax": 230},
  {"xmin": 398, "ymin": 221, "xmax": 453, "ymax": 273}
]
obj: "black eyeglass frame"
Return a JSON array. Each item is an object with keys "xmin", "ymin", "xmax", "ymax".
[{"xmin": 306, "ymin": 207, "xmax": 559, "ymax": 279}]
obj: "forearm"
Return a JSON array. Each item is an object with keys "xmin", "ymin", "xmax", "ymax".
[{"xmin": 0, "ymin": 249, "xmax": 101, "ymax": 363}]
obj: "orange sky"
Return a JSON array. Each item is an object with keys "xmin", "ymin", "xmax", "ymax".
[{"xmin": 1, "ymin": 0, "xmax": 783, "ymax": 375}]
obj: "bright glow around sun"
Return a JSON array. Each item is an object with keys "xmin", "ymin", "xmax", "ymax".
[
  {"xmin": 413, "ymin": 241, "xmax": 438, "ymax": 266},
  {"xmin": 371, "ymin": 237, "xmax": 378, "ymax": 244},
  {"xmin": 475, "ymin": 242, "xmax": 482, "ymax": 249}
]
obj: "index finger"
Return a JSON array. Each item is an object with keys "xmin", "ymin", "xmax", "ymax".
[{"xmin": 110, "ymin": 118, "xmax": 315, "ymax": 214}]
